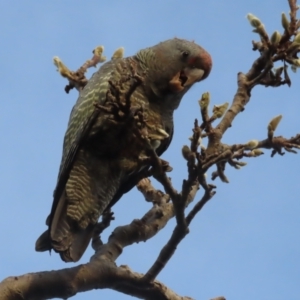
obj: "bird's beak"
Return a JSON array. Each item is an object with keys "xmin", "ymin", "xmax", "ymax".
[
  {"xmin": 182, "ymin": 67, "xmax": 205, "ymax": 86},
  {"xmin": 168, "ymin": 68, "xmax": 205, "ymax": 92}
]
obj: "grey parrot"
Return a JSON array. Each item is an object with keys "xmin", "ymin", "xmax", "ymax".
[{"xmin": 35, "ymin": 38, "xmax": 212, "ymax": 262}]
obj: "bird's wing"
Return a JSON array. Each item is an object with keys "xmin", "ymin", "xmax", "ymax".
[{"xmin": 47, "ymin": 61, "xmax": 114, "ymax": 226}]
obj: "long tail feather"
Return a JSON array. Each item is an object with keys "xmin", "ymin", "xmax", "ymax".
[{"xmin": 36, "ymin": 190, "xmax": 95, "ymax": 262}]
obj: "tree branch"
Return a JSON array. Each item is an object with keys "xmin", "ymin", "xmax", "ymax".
[{"xmin": 0, "ymin": 263, "xmax": 193, "ymax": 300}]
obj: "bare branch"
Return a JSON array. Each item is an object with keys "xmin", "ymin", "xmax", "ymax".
[
  {"xmin": 142, "ymin": 183, "xmax": 200, "ymax": 283},
  {"xmin": 0, "ymin": 263, "xmax": 192, "ymax": 300},
  {"xmin": 53, "ymin": 46, "xmax": 106, "ymax": 93}
]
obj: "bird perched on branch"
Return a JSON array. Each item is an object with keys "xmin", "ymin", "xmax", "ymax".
[{"xmin": 35, "ymin": 38, "xmax": 212, "ymax": 262}]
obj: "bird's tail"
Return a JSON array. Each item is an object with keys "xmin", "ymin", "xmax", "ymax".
[{"xmin": 35, "ymin": 191, "xmax": 95, "ymax": 262}]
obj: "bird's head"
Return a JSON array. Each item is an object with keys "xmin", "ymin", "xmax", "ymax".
[{"xmin": 135, "ymin": 38, "xmax": 212, "ymax": 103}]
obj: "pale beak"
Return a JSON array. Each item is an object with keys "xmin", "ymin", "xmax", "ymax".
[
  {"xmin": 168, "ymin": 68, "xmax": 205, "ymax": 92},
  {"xmin": 182, "ymin": 68, "xmax": 205, "ymax": 86}
]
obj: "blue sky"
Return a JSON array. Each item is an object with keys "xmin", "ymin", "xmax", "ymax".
[{"xmin": 1, "ymin": 1, "xmax": 299, "ymax": 299}]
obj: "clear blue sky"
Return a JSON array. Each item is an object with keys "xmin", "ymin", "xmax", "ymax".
[{"xmin": 1, "ymin": 1, "xmax": 299, "ymax": 299}]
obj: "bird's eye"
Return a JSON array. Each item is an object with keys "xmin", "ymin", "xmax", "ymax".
[{"xmin": 181, "ymin": 51, "xmax": 189, "ymax": 58}]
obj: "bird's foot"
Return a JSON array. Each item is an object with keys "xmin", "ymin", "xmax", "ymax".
[{"xmin": 91, "ymin": 209, "xmax": 115, "ymax": 251}]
